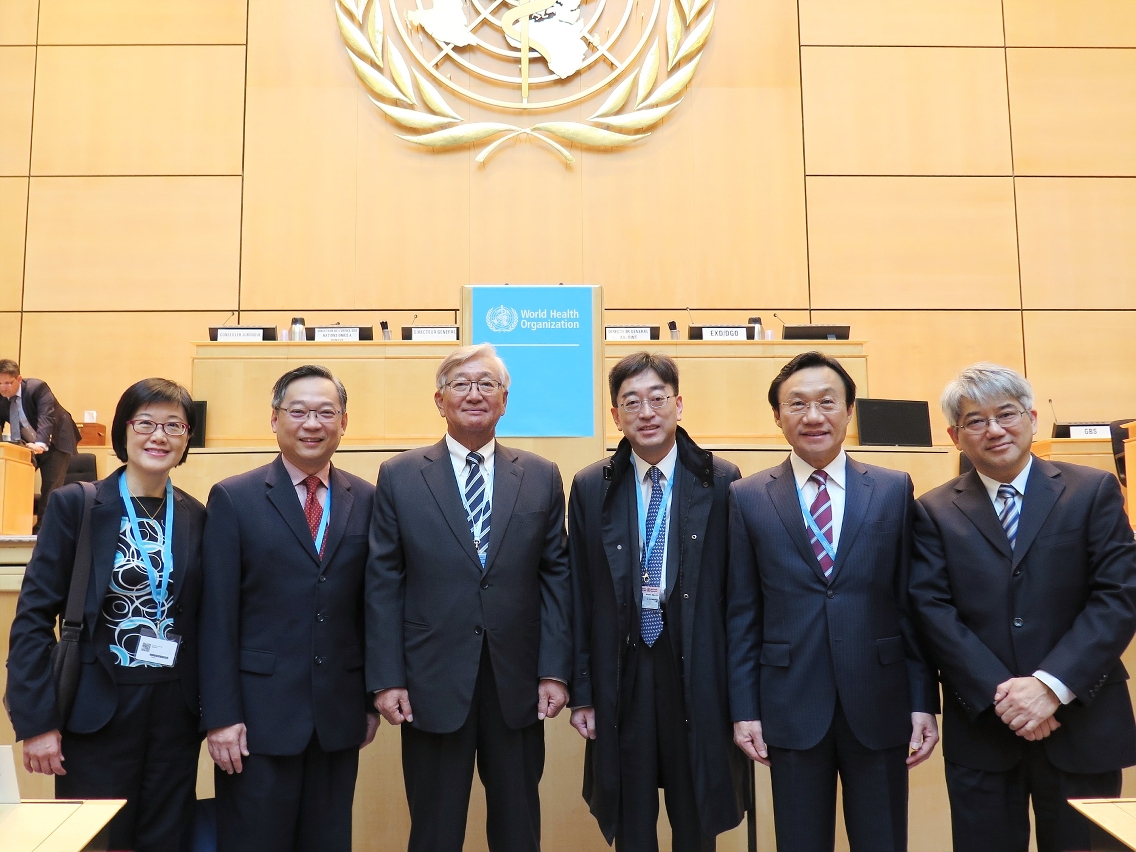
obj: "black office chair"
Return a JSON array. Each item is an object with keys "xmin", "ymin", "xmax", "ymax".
[
  {"xmin": 1110, "ymin": 419, "xmax": 1133, "ymax": 487},
  {"xmin": 33, "ymin": 452, "xmax": 98, "ymax": 518}
]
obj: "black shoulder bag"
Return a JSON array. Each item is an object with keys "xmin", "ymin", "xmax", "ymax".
[{"xmin": 50, "ymin": 481, "xmax": 96, "ymax": 728}]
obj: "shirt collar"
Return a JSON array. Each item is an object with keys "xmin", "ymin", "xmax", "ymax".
[
  {"xmin": 446, "ymin": 433, "xmax": 495, "ymax": 466},
  {"xmin": 789, "ymin": 450, "xmax": 847, "ymax": 491},
  {"xmin": 631, "ymin": 441, "xmax": 678, "ymax": 486},
  {"xmin": 281, "ymin": 455, "xmax": 331, "ymax": 488},
  {"xmin": 976, "ymin": 455, "xmax": 1033, "ymax": 502}
]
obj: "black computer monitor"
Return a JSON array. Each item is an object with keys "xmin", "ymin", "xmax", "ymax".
[{"xmin": 856, "ymin": 399, "xmax": 933, "ymax": 447}]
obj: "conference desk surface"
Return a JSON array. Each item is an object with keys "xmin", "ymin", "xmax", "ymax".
[
  {"xmin": 0, "ymin": 799, "xmax": 125, "ymax": 852},
  {"xmin": 1070, "ymin": 799, "xmax": 1136, "ymax": 850}
]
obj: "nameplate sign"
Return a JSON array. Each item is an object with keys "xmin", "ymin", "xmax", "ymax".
[
  {"xmin": 689, "ymin": 325, "xmax": 753, "ymax": 341},
  {"xmin": 605, "ymin": 326, "xmax": 657, "ymax": 342},
  {"xmin": 1069, "ymin": 424, "xmax": 1110, "ymax": 440},
  {"xmin": 314, "ymin": 327, "xmax": 361, "ymax": 342},
  {"xmin": 215, "ymin": 328, "xmax": 265, "ymax": 342},
  {"xmin": 403, "ymin": 326, "xmax": 460, "ymax": 342}
]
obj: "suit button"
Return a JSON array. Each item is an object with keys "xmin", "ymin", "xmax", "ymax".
[
  {"xmin": 481, "ymin": 581, "xmax": 489, "ymax": 590},
  {"xmin": 683, "ymin": 593, "xmax": 689, "ymax": 599},
  {"xmin": 826, "ymin": 589, "xmax": 835, "ymax": 599},
  {"xmin": 175, "ymin": 604, "xmax": 184, "ymax": 615},
  {"xmin": 1013, "ymin": 617, "xmax": 1023, "ymax": 627},
  {"xmin": 616, "ymin": 545, "xmax": 622, "ymax": 550},
  {"xmin": 691, "ymin": 534, "xmax": 697, "ymax": 540},
  {"xmin": 581, "ymin": 669, "xmax": 587, "ymax": 676},
  {"xmin": 316, "ymin": 612, "xmax": 326, "ymax": 622},
  {"xmin": 474, "ymin": 626, "xmax": 483, "ymax": 635},
  {"xmin": 318, "ymin": 575, "xmax": 327, "ymax": 583},
  {"xmin": 314, "ymin": 656, "xmax": 324, "ymax": 665},
  {"xmin": 1013, "ymin": 569, "xmax": 1021, "ymax": 576}
]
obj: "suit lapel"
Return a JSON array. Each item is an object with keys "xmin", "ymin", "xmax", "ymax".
[
  {"xmin": 484, "ymin": 444, "xmax": 521, "ymax": 574},
  {"xmin": 88, "ymin": 473, "xmax": 124, "ymax": 635},
  {"xmin": 600, "ymin": 464, "xmax": 636, "ymax": 616},
  {"xmin": 830, "ymin": 458, "xmax": 873, "ymax": 579},
  {"xmin": 317, "ymin": 466, "xmax": 354, "ymax": 567},
  {"xmin": 768, "ymin": 459, "xmax": 829, "ymax": 585},
  {"xmin": 266, "ymin": 457, "xmax": 321, "ymax": 565},
  {"xmin": 953, "ymin": 470, "xmax": 1013, "ymax": 559},
  {"xmin": 171, "ymin": 488, "xmax": 190, "ymax": 590},
  {"xmin": 1011, "ymin": 458, "xmax": 1063, "ymax": 569},
  {"xmin": 421, "ymin": 439, "xmax": 484, "ymax": 570}
]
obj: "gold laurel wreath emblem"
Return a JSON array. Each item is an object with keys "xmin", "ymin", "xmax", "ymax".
[{"xmin": 336, "ymin": 0, "xmax": 715, "ymax": 163}]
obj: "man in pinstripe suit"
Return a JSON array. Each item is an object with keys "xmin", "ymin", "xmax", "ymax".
[{"xmin": 726, "ymin": 351, "xmax": 939, "ymax": 852}]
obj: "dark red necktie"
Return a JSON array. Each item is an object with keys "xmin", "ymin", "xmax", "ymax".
[
  {"xmin": 303, "ymin": 475, "xmax": 325, "ymax": 556},
  {"xmin": 808, "ymin": 470, "xmax": 835, "ymax": 579}
]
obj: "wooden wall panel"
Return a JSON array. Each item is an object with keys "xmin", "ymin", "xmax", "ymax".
[
  {"xmin": 0, "ymin": 47, "xmax": 35, "ymax": 176},
  {"xmin": 246, "ymin": 0, "xmax": 357, "ymax": 89},
  {"xmin": 697, "ymin": 0, "xmax": 801, "ymax": 89},
  {"xmin": 20, "ymin": 311, "xmax": 233, "ymax": 429},
  {"xmin": 30, "ymin": 46, "xmax": 246, "ymax": 176},
  {"xmin": 1017, "ymin": 177, "xmax": 1136, "ymax": 309},
  {"xmin": 0, "ymin": 0, "xmax": 38, "ymax": 45},
  {"xmin": 801, "ymin": 47, "xmax": 1011, "ymax": 176},
  {"xmin": 0, "ymin": 312, "xmax": 21, "ymax": 357},
  {"xmin": 22, "ymin": 176, "xmax": 242, "ymax": 310},
  {"xmin": 0, "ymin": 178, "xmax": 27, "ymax": 310},
  {"xmin": 37, "ymin": 0, "xmax": 247, "ymax": 45},
  {"xmin": 807, "ymin": 177, "xmax": 1021, "ymax": 309},
  {"xmin": 1003, "ymin": 0, "xmax": 1136, "ymax": 48},
  {"xmin": 811, "ymin": 310, "xmax": 1026, "ymax": 442},
  {"xmin": 799, "ymin": 0, "xmax": 1003, "ymax": 47},
  {"xmin": 1007, "ymin": 48, "xmax": 1136, "ymax": 177},
  {"xmin": 1023, "ymin": 311, "xmax": 1136, "ymax": 438}
]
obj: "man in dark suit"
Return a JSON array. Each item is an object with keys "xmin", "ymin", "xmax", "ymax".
[
  {"xmin": 367, "ymin": 343, "xmax": 572, "ymax": 852},
  {"xmin": 727, "ymin": 351, "xmax": 939, "ymax": 852},
  {"xmin": 199, "ymin": 364, "xmax": 378, "ymax": 852},
  {"xmin": 568, "ymin": 352, "xmax": 748, "ymax": 851},
  {"xmin": 0, "ymin": 359, "xmax": 82, "ymax": 532},
  {"xmin": 910, "ymin": 362, "xmax": 1136, "ymax": 852}
]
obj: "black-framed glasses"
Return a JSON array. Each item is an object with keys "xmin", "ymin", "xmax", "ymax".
[
  {"xmin": 779, "ymin": 398, "xmax": 844, "ymax": 416},
  {"xmin": 444, "ymin": 380, "xmax": 503, "ymax": 395},
  {"xmin": 958, "ymin": 410, "xmax": 1029, "ymax": 435},
  {"xmin": 129, "ymin": 420, "xmax": 190, "ymax": 437},
  {"xmin": 276, "ymin": 406, "xmax": 342, "ymax": 422},
  {"xmin": 619, "ymin": 395, "xmax": 672, "ymax": 414}
]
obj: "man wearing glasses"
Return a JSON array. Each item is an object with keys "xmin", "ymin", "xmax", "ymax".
[
  {"xmin": 567, "ymin": 352, "xmax": 749, "ymax": 851},
  {"xmin": 366, "ymin": 343, "xmax": 571, "ymax": 852},
  {"xmin": 727, "ymin": 351, "xmax": 939, "ymax": 852},
  {"xmin": 910, "ymin": 363, "xmax": 1136, "ymax": 852},
  {"xmin": 199, "ymin": 364, "xmax": 378, "ymax": 852}
]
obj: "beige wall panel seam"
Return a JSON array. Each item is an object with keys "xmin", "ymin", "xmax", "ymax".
[{"xmin": 36, "ymin": 0, "xmax": 248, "ymax": 45}]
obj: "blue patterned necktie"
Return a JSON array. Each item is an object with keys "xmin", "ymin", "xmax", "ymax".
[
  {"xmin": 997, "ymin": 483, "xmax": 1019, "ymax": 551},
  {"xmin": 640, "ymin": 465, "xmax": 666, "ymax": 646},
  {"xmin": 465, "ymin": 451, "xmax": 490, "ymax": 566}
]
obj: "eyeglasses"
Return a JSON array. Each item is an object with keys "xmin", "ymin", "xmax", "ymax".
[
  {"xmin": 129, "ymin": 420, "xmax": 190, "ymax": 437},
  {"xmin": 779, "ymin": 398, "xmax": 844, "ymax": 416},
  {"xmin": 276, "ymin": 407, "xmax": 342, "ymax": 422},
  {"xmin": 957, "ymin": 410, "xmax": 1029, "ymax": 435},
  {"xmin": 618, "ymin": 395, "xmax": 672, "ymax": 414},
  {"xmin": 444, "ymin": 380, "xmax": 503, "ymax": 395}
]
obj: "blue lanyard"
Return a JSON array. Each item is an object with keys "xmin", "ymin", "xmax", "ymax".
[
  {"xmin": 313, "ymin": 481, "xmax": 331, "ymax": 555},
  {"xmin": 118, "ymin": 474, "xmax": 175, "ymax": 621},
  {"xmin": 635, "ymin": 466, "xmax": 675, "ymax": 573},
  {"xmin": 796, "ymin": 477, "xmax": 837, "ymax": 562}
]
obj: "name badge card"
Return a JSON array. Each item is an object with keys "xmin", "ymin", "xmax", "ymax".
[
  {"xmin": 702, "ymin": 326, "xmax": 747, "ymax": 340},
  {"xmin": 217, "ymin": 328, "xmax": 264, "ymax": 342},
  {"xmin": 410, "ymin": 326, "xmax": 460, "ymax": 341},
  {"xmin": 605, "ymin": 326, "xmax": 652, "ymax": 342},
  {"xmin": 641, "ymin": 585, "xmax": 661, "ymax": 610},
  {"xmin": 313, "ymin": 327, "xmax": 361, "ymax": 342},
  {"xmin": 135, "ymin": 635, "xmax": 181, "ymax": 667}
]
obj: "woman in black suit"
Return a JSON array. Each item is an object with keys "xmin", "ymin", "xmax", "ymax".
[{"xmin": 6, "ymin": 378, "xmax": 206, "ymax": 852}]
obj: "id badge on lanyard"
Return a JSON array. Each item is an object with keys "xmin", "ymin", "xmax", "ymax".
[
  {"xmin": 119, "ymin": 474, "xmax": 180, "ymax": 666},
  {"xmin": 636, "ymin": 470, "xmax": 674, "ymax": 610}
]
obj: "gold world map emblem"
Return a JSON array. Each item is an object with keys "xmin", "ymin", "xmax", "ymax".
[{"xmin": 335, "ymin": 0, "xmax": 716, "ymax": 163}]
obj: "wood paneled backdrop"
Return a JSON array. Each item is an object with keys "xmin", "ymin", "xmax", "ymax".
[{"xmin": 1, "ymin": 1, "xmax": 1135, "ymax": 850}]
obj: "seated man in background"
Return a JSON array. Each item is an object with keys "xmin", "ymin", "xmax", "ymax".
[{"xmin": 0, "ymin": 359, "xmax": 81, "ymax": 533}]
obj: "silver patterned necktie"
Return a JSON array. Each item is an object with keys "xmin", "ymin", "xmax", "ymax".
[
  {"xmin": 10, "ymin": 394, "xmax": 35, "ymax": 443},
  {"xmin": 997, "ymin": 483, "xmax": 1019, "ymax": 550},
  {"xmin": 465, "ymin": 451, "xmax": 490, "ymax": 566}
]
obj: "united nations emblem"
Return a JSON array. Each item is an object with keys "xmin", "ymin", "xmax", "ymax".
[
  {"xmin": 334, "ymin": 0, "xmax": 716, "ymax": 162},
  {"xmin": 485, "ymin": 305, "xmax": 520, "ymax": 332}
]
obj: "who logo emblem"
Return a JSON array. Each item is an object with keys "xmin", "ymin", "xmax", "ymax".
[
  {"xmin": 485, "ymin": 305, "xmax": 519, "ymax": 332},
  {"xmin": 334, "ymin": 0, "xmax": 716, "ymax": 163}
]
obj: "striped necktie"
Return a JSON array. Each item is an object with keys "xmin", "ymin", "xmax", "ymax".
[
  {"xmin": 808, "ymin": 470, "xmax": 835, "ymax": 580},
  {"xmin": 465, "ymin": 451, "xmax": 490, "ymax": 566},
  {"xmin": 640, "ymin": 465, "xmax": 665, "ymax": 647},
  {"xmin": 997, "ymin": 483, "xmax": 1019, "ymax": 550}
]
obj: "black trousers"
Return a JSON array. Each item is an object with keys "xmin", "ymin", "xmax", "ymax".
[
  {"xmin": 56, "ymin": 679, "xmax": 200, "ymax": 852},
  {"xmin": 401, "ymin": 640, "xmax": 545, "ymax": 852},
  {"xmin": 767, "ymin": 700, "xmax": 908, "ymax": 852},
  {"xmin": 214, "ymin": 731, "xmax": 360, "ymax": 852},
  {"xmin": 34, "ymin": 447, "xmax": 70, "ymax": 533},
  {"xmin": 617, "ymin": 623, "xmax": 713, "ymax": 852},
  {"xmin": 945, "ymin": 746, "xmax": 1122, "ymax": 852}
]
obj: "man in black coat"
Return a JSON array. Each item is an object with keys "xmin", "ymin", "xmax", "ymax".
[
  {"xmin": 569, "ymin": 352, "xmax": 748, "ymax": 851},
  {"xmin": 199, "ymin": 365, "xmax": 378, "ymax": 852},
  {"xmin": 911, "ymin": 362, "xmax": 1136, "ymax": 852},
  {"xmin": 0, "ymin": 359, "xmax": 82, "ymax": 532},
  {"xmin": 366, "ymin": 343, "xmax": 572, "ymax": 852}
]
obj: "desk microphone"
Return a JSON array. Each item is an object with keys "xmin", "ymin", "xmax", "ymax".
[
  {"xmin": 221, "ymin": 311, "xmax": 236, "ymax": 326},
  {"xmin": 772, "ymin": 313, "xmax": 787, "ymax": 329},
  {"xmin": 686, "ymin": 307, "xmax": 695, "ymax": 329},
  {"xmin": 1049, "ymin": 398, "xmax": 1059, "ymax": 424},
  {"xmin": 410, "ymin": 313, "xmax": 418, "ymax": 327}
]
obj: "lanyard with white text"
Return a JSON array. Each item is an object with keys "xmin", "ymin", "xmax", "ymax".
[
  {"xmin": 635, "ymin": 467, "xmax": 675, "ymax": 572},
  {"xmin": 119, "ymin": 474, "xmax": 175, "ymax": 621},
  {"xmin": 796, "ymin": 478, "xmax": 837, "ymax": 563}
]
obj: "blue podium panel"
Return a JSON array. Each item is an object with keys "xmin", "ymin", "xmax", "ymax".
[{"xmin": 468, "ymin": 286, "xmax": 597, "ymax": 438}]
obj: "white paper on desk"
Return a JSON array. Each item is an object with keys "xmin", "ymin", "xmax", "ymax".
[{"xmin": 0, "ymin": 744, "xmax": 20, "ymax": 802}]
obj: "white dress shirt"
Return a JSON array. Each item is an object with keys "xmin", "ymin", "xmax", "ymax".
[
  {"xmin": 975, "ymin": 457, "xmax": 1073, "ymax": 705},
  {"xmin": 631, "ymin": 442, "xmax": 678, "ymax": 597},
  {"xmin": 789, "ymin": 450, "xmax": 847, "ymax": 551},
  {"xmin": 446, "ymin": 434, "xmax": 495, "ymax": 511}
]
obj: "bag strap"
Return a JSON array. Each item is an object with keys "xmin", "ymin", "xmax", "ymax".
[{"xmin": 60, "ymin": 482, "xmax": 97, "ymax": 641}]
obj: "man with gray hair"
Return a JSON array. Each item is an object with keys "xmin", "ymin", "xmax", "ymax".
[
  {"xmin": 367, "ymin": 343, "xmax": 572, "ymax": 852},
  {"xmin": 910, "ymin": 362, "xmax": 1136, "ymax": 852}
]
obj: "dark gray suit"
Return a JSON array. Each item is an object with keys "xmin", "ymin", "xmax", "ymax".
[
  {"xmin": 727, "ymin": 456, "xmax": 937, "ymax": 852},
  {"xmin": 366, "ymin": 438, "xmax": 571, "ymax": 852}
]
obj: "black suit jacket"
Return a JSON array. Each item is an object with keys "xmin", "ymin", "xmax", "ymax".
[
  {"xmin": 6, "ymin": 470, "xmax": 205, "ymax": 740},
  {"xmin": 911, "ymin": 457, "xmax": 1136, "ymax": 773},
  {"xmin": 727, "ymin": 456, "xmax": 938, "ymax": 752},
  {"xmin": 199, "ymin": 456, "xmax": 375, "ymax": 756},
  {"xmin": 569, "ymin": 428, "xmax": 748, "ymax": 842},
  {"xmin": 0, "ymin": 378, "xmax": 81, "ymax": 454},
  {"xmin": 366, "ymin": 438, "xmax": 572, "ymax": 734}
]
